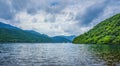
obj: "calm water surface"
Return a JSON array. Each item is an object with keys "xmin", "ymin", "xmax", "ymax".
[{"xmin": 0, "ymin": 43, "xmax": 120, "ymax": 66}]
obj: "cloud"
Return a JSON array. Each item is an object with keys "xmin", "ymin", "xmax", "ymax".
[
  {"xmin": 90, "ymin": 0, "xmax": 120, "ymax": 26},
  {"xmin": 0, "ymin": 0, "xmax": 120, "ymax": 36},
  {"xmin": 0, "ymin": 0, "xmax": 14, "ymax": 20},
  {"xmin": 14, "ymin": 11, "xmax": 80, "ymax": 36},
  {"xmin": 75, "ymin": 0, "xmax": 109, "ymax": 26}
]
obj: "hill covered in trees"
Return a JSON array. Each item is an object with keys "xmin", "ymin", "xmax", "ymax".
[
  {"xmin": 73, "ymin": 13, "xmax": 120, "ymax": 44},
  {"xmin": 0, "ymin": 22, "xmax": 53, "ymax": 43},
  {"xmin": 0, "ymin": 22, "xmax": 71, "ymax": 43}
]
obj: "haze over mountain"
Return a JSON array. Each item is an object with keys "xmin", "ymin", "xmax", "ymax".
[
  {"xmin": 52, "ymin": 36, "xmax": 71, "ymax": 43},
  {"xmin": 52, "ymin": 35, "xmax": 76, "ymax": 42},
  {"xmin": 62, "ymin": 35, "xmax": 76, "ymax": 41},
  {"xmin": 73, "ymin": 13, "xmax": 120, "ymax": 44}
]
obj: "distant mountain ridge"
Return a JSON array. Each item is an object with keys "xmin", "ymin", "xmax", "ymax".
[
  {"xmin": 0, "ymin": 22, "xmax": 53, "ymax": 43},
  {"xmin": 73, "ymin": 13, "xmax": 120, "ymax": 44},
  {"xmin": 62, "ymin": 35, "xmax": 76, "ymax": 41},
  {"xmin": 52, "ymin": 36, "xmax": 71, "ymax": 43},
  {"xmin": 0, "ymin": 22, "xmax": 20, "ymax": 30},
  {"xmin": 0, "ymin": 22, "xmax": 71, "ymax": 43}
]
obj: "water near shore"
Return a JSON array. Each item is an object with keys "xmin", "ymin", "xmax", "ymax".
[{"xmin": 0, "ymin": 43, "xmax": 120, "ymax": 66}]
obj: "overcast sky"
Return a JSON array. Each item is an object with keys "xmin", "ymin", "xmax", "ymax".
[{"xmin": 0, "ymin": 0, "xmax": 120, "ymax": 36}]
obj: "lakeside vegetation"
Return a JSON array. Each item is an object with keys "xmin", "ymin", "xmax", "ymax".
[{"xmin": 73, "ymin": 13, "xmax": 120, "ymax": 44}]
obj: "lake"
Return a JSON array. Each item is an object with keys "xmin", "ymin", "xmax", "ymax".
[{"xmin": 0, "ymin": 43, "xmax": 120, "ymax": 66}]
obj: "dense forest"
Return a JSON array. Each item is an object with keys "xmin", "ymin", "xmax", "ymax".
[
  {"xmin": 73, "ymin": 13, "xmax": 120, "ymax": 44},
  {"xmin": 0, "ymin": 29, "xmax": 53, "ymax": 43}
]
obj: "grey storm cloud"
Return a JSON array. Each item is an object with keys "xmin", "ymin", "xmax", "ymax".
[
  {"xmin": 0, "ymin": 0, "xmax": 70, "ymax": 16},
  {"xmin": 13, "ymin": 0, "xmax": 69, "ymax": 14},
  {"xmin": 75, "ymin": 0, "xmax": 109, "ymax": 26},
  {"xmin": 0, "ymin": 0, "xmax": 120, "ymax": 20},
  {"xmin": 74, "ymin": 0, "xmax": 120, "ymax": 26}
]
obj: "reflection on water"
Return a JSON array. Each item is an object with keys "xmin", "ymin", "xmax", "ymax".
[
  {"xmin": 0, "ymin": 43, "xmax": 120, "ymax": 66},
  {"xmin": 88, "ymin": 45, "xmax": 120, "ymax": 66}
]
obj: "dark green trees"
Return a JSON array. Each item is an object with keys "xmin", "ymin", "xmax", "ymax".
[{"xmin": 73, "ymin": 13, "xmax": 120, "ymax": 44}]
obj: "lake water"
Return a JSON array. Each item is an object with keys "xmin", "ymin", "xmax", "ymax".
[{"xmin": 0, "ymin": 43, "xmax": 120, "ymax": 66}]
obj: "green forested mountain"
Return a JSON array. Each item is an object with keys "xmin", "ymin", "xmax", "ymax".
[
  {"xmin": 52, "ymin": 36, "xmax": 71, "ymax": 43},
  {"xmin": 73, "ymin": 13, "xmax": 120, "ymax": 44},
  {"xmin": 0, "ymin": 22, "xmax": 53, "ymax": 43},
  {"xmin": 0, "ymin": 22, "xmax": 72, "ymax": 43}
]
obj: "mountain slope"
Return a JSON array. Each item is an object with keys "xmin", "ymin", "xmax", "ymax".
[
  {"xmin": 0, "ymin": 22, "xmax": 53, "ymax": 43},
  {"xmin": 73, "ymin": 13, "xmax": 120, "ymax": 44},
  {"xmin": 52, "ymin": 36, "xmax": 71, "ymax": 43},
  {"xmin": 0, "ymin": 22, "xmax": 20, "ymax": 30},
  {"xmin": 62, "ymin": 35, "xmax": 76, "ymax": 41}
]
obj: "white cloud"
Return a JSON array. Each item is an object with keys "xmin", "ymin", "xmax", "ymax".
[{"xmin": 14, "ymin": 10, "xmax": 82, "ymax": 36}]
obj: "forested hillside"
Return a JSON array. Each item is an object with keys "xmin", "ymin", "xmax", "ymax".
[{"xmin": 73, "ymin": 13, "xmax": 120, "ymax": 44}]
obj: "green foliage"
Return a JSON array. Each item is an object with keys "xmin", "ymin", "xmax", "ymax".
[
  {"xmin": 97, "ymin": 36, "xmax": 112, "ymax": 44},
  {"xmin": 0, "ymin": 28, "xmax": 53, "ymax": 43},
  {"xmin": 73, "ymin": 13, "xmax": 120, "ymax": 44}
]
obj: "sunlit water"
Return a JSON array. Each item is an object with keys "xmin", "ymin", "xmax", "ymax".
[{"xmin": 0, "ymin": 43, "xmax": 120, "ymax": 66}]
